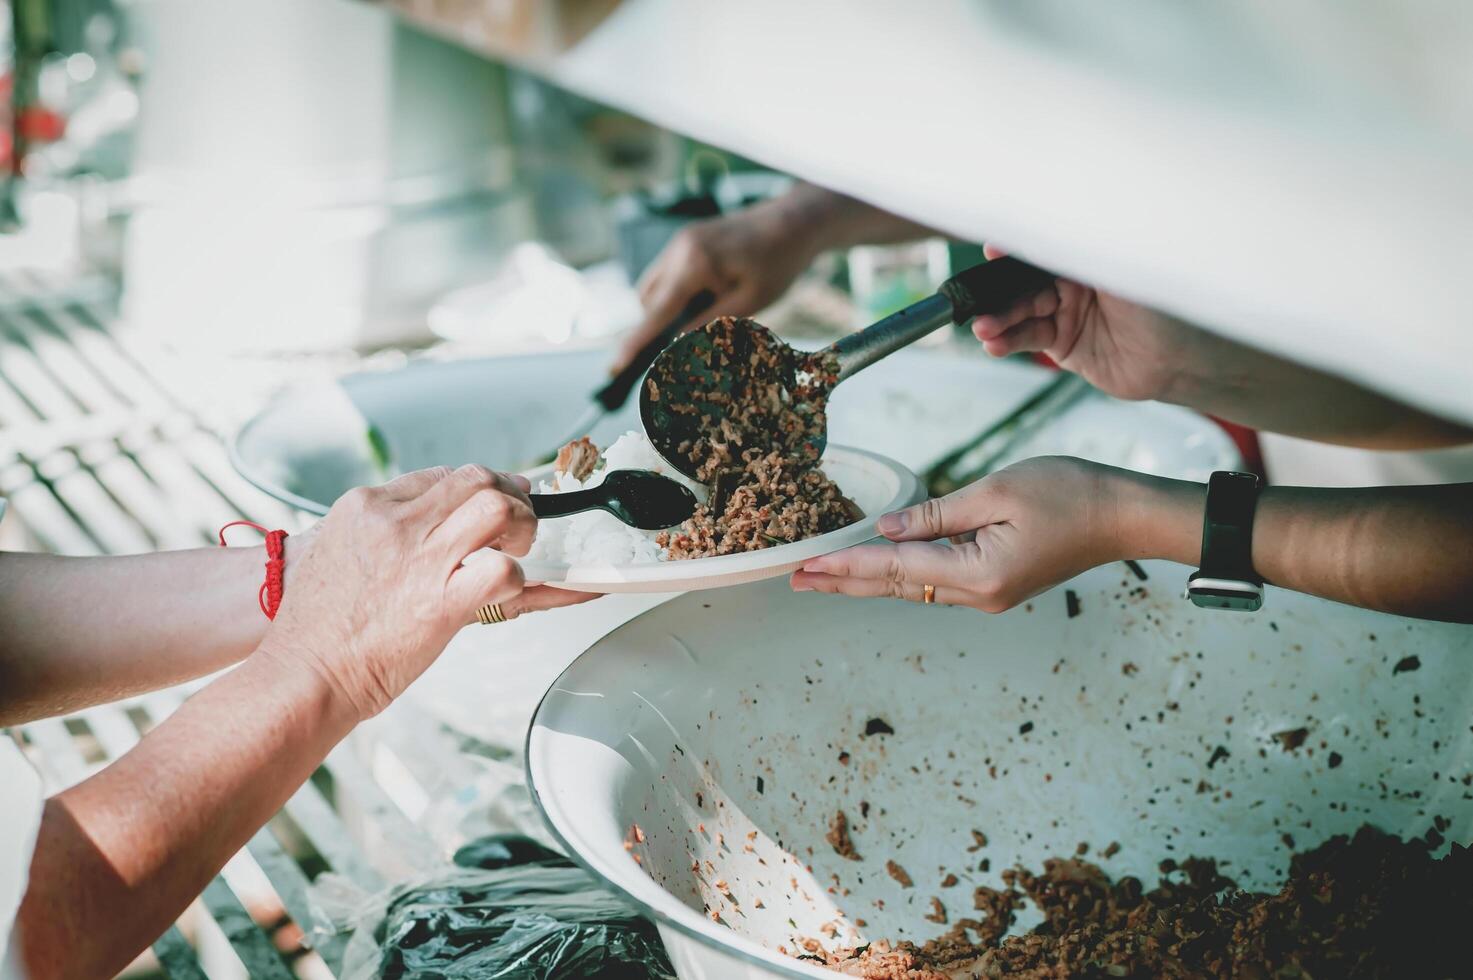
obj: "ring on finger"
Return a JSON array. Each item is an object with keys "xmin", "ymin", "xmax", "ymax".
[
  {"xmin": 923, "ymin": 584, "xmax": 936, "ymax": 605},
  {"xmin": 476, "ymin": 602, "xmax": 508, "ymax": 625}
]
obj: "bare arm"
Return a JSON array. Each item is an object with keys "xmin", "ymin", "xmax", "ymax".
[
  {"xmin": 15, "ymin": 651, "xmax": 354, "ymax": 980},
  {"xmin": 974, "ymin": 246, "xmax": 1473, "ymax": 451},
  {"xmin": 1118, "ymin": 473, "xmax": 1473, "ymax": 621},
  {"xmin": 795, "ymin": 458, "xmax": 1473, "ymax": 624},
  {"xmin": 12, "ymin": 464, "xmax": 592, "ymax": 978},
  {"xmin": 0, "ymin": 546, "xmax": 280, "ymax": 726},
  {"xmin": 774, "ymin": 182, "xmax": 936, "ymax": 252},
  {"xmin": 1152, "ymin": 317, "xmax": 1473, "ymax": 450}
]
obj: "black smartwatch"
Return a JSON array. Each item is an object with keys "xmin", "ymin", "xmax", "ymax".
[{"xmin": 1184, "ymin": 471, "xmax": 1264, "ymax": 612}]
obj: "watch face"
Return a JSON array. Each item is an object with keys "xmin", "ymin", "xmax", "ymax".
[
  {"xmin": 1188, "ymin": 589, "xmax": 1263, "ymax": 612},
  {"xmin": 1186, "ymin": 576, "xmax": 1265, "ymax": 612}
]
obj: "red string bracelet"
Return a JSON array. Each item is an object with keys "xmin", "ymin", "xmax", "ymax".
[{"xmin": 218, "ymin": 520, "xmax": 289, "ymax": 620}]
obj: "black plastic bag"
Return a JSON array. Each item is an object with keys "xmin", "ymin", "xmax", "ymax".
[{"xmin": 369, "ymin": 835, "xmax": 677, "ymax": 980}]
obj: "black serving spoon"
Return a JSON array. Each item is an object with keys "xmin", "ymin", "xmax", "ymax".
[
  {"xmin": 530, "ymin": 469, "xmax": 698, "ymax": 530},
  {"xmin": 639, "ymin": 257, "xmax": 1056, "ymax": 481}
]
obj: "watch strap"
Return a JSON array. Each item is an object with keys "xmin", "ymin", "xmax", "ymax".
[{"xmin": 1196, "ymin": 471, "xmax": 1261, "ymax": 584}]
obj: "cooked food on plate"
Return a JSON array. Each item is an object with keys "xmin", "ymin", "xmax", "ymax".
[{"xmin": 526, "ymin": 427, "xmax": 861, "ymax": 564}]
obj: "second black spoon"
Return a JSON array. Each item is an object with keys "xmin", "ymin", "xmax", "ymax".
[{"xmin": 529, "ymin": 469, "xmax": 698, "ymax": 531}]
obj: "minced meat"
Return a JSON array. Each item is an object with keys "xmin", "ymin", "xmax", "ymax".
[
  {"xmin": 803, "ymin": 824, "xmax": 1470, "ymax": 979},
  {"xmin": 647, "ymin": 316, "xmax": 861, "ymax": 558},
  {"xmin": 827, "ymin": 810, "xmax": 862, "ymax": 861},
  {"xmin": 659, "ymin": 449, "xmax": 861, "ymax": 559}
]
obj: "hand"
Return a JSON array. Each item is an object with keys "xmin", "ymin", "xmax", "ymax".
[
  {"xmin": 971, "ymin": 245, "xmax": 1219, "ymax": 403},
  {"xmin": 613, "ymin": 197, "xmax": 821, "ymax": 370},
  {"xmin": 791, "ymin": 457, "xmax": 1130, "ymax": 612},
  {"xmin": 258, "ymin": 465, "xmax": 595, "ymax": 721}
]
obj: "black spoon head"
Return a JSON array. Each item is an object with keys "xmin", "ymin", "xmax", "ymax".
[
  {"xmin": 639, "ymin": 317, "xmax": 828, "ymax": 481},
  {"xmin": 599, "ymin": 469, "xmax": 699, "ymax": 530}
]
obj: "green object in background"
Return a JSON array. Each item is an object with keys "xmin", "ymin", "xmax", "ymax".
[
  {"xmin": 948, "ymin": 241, "xmax": 987, "ymax": 273},
  {"xmin": 366, "ymin": 425, "xmax": 394, "ymax": 480}
]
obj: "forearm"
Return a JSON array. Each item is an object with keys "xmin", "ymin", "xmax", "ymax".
[
  {"xmin": 1158, "ymin": 321, "xmax": 1473, "ymax": 450},
  {"xmin": 15, "ymin": 649, "xmax": 356, "ymax": 979},
  {"xmin": 1114, "ymin": 471, "xmax": 1473, "ymax": 622},
  {"xmin": 770, "ymin": 182, "xmax": 936, "ymax": 259},
  {"xmin": 0, "ymin": 547, "xmax": 273, "ymax": 725}
]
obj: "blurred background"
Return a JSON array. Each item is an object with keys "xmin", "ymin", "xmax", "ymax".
[{"xmin": 4, "ymin": 2, "xmax": 1467, "ymax": 977}]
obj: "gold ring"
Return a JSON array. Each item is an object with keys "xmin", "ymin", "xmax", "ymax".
[
  {"xmin": 476, "ymin": 602, "xmax": 508, "ymax": 625},
  {"xmin": 923, "ymin": 584, "xmax": 936, "ymax": 604}
]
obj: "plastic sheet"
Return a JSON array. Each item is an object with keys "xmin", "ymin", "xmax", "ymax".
[{"xmin": 332, "ymin": 835, "xmax": 676, "ymax": 980}]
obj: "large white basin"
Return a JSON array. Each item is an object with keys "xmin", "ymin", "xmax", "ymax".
[{"xmin": 528, "ymin": 571, "xmax": 1473, "ymax": 978}]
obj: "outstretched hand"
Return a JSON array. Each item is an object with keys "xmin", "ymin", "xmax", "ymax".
[{"xmin": 791, "ymin": 457, "xmax": 1129, "ymax": 612}]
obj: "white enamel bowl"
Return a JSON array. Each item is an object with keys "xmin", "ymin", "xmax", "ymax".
[
  {"xmin": 517, "ymin": 445, "xmax": 920, "ymax": 593},
  {"xmin": 527, "ymin": 571, "xmax": 1473, "ymax": 979}
]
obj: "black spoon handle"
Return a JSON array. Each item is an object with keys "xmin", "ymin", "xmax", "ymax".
[
  {"xmin": 939, "ymin": 256, "xmax": 1056, "ymax": 323},
  {"xmin": 829, "ymin": 257, "xmax": 1056, "ymax": 381},
  {"xmin": 530, "ymin": 487, "xmax": 608, "ymax": 520},
  {"xmin": 594, "ymin": 289, "xmax": 716, "ymax": 411}
]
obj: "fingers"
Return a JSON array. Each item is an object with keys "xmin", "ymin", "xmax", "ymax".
[
  {"xmin": 980, "ymin": 317, "xmax": 1059, "ymax": 358},
  {"xmin": 792, "ymin": 570, "xmax": 973, "ymax": 606},
  {"xmin": 446, "ymin": 549, "xmax": 525, "ymax": 615},
  {"xmin": 798, "ymin": 540, "xmax": 968, "ymax": 587},
  {"xmin": 380, "ymin": 466, "xmax": 454, "ymax": 501},
  {"xmin": 401, "ymin": 464, "xmax": 529, "ymax": 526},
  {"xmin": 872, "ymin": 484, "xmax": 999, "ymax": 543},
  {"xmin": 468, "ymin": 585, "xmax": 599, "ymax": 625},
  {"xmin": 433, "ymin": 487, "xmax": 538, "ymax": 558},
  {"xmin": 375, "ymin": 467, "xmax": 527, "ymax": 505},
  {"xmin": 791, "ymin": 541, "xmax": 976, "ymax": 605},
  {"xmin": 982, "ymin": 243, "xmax": 1007, "ymax": 260},
  {"xmin": 971, "ymin": 287, "xmax": 1060, "ymax": 342}
]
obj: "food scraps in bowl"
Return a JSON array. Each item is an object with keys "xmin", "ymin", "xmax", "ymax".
[{"xmin": 655, "ymin": 818, "xmax": 1470, "ymax": 979}]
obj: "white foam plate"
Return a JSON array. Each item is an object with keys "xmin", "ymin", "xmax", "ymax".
[{"xmin": 517, "ymin": 445, "xmax": 921, "ymax": 594}]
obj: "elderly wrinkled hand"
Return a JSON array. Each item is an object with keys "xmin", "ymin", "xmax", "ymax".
[
  {"xmin": 259, "ymin": 465, "xmax": 594, "ymax": 721},
  {"xmin": 791, "ymin": 457, "xmax": 1127, "ymax": 612}
]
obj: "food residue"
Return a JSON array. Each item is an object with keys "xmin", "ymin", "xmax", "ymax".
[{"xmin": 827, "ymin": 809, "xmax": 861, "ymax": 861}]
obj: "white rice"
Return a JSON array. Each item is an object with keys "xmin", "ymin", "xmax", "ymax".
[{"xmin": 526, "ymin": 431, "xmax": 707, "ymax": 565}]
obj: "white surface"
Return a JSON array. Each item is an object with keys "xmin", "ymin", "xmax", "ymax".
[
  {"xmin": 529, "ymin": 571, "xmax": 1473, "ymax": 979},
  {"xmin": 532, "ymin": 1, "xmax": 1473, "ymax": 427},
  {"xmin": 518, "ymin": 445, "xmax": 921, "ymax": 594},
  {"xmin": 1261, "ymin": 433, "xmax": 1473, "ymax": 488}
]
